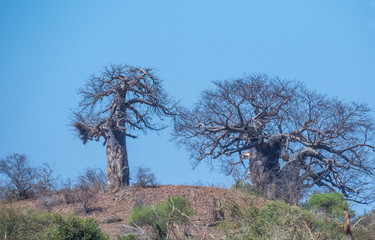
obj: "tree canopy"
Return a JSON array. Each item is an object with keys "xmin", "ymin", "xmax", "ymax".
[{"xmin": 174, "ymin": 74, "xmax": 375, "ymax": 203}]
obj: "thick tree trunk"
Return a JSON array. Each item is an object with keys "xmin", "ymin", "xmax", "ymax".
[
  {"xmin": 249, "ymin": 136, "xmax": 304, "ymax": 203},
  {"xmin": 106, "ymin": 129, "xmax": 130, "ymax": 189},
  {"xmin": 250, "ymin": 142, "xmax": 280, "ymax": 200},
  {"xmin": 249, "ymin": 136, "xmax": 283, "ymax": 200}
]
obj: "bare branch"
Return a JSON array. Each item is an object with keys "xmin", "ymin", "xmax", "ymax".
[
  {"xmin": 72, "ymin": 64, "xmax": 177, "ymax": 188},
  {"xmin": 173, "ymin": 73, "xmax": 375, "ymax": 204}
]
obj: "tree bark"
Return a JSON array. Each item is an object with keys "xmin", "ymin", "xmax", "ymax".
[
  {"xmin": 249, "ymin": 136, "xmax": 305, "ymax": 203},
  {"xmin": 250, "ymin": 137, "xmax": 283, "ymax": 200},
  {"xmin": 106, "ymin": 129, "xmax": 130, "ymax": 189}
]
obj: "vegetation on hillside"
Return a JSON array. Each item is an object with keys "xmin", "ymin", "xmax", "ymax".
[
  {"xmin": 218, "ymin": 200, "xmax": 343, "ymax": 240},
  {"xmin": 0, "ymin": 207, "xmax": 107, "ymax": 240},
  {"xmin": 0, "ymin": 186, "xmax": 375, "ymax": 239},
  {"xmin": 1, "ymin": 69, "xmax": 375, "ymax": 239},
  {"xmin": 305, "ymin": 192, "xmax": 353, "ymax": 221},
  {"xmin": 128, "ymin": 195, "xmax": 194, "ymax": 239}
]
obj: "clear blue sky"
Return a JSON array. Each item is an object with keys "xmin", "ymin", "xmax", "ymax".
[{"xmin": 0, "ymin": 0, "xmax": 374, "ymax": 210}]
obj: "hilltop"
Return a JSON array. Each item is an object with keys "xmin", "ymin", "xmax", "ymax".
[
  {"xmin": 4, "ymin": 185, "xmax": 265, "ymax": 239},
  {"xmin": 3, "ymin": 184, "xmax": 373, "ymax": 239}
]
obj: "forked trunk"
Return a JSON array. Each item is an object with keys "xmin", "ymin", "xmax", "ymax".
[{"xmin": 106, "ymin": 129, "xmax": 130, "ymax": 189}]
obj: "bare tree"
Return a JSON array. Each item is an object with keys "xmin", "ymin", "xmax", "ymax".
[
  {"xmin": 133, "ymin": 166, "xmax": 158, "ymax": 187},
  {"xmin": 72, "ymin": 64, "xmax": 176, "ymax": 189},
  {"xmin": 78, "ymin": 167, "xmax": 107, "ymax": 192},
  {"xmin": 75, "ymin": 168, "xmax": 106, "ymax": 213},
  {"xmin": 174, "ymin": 74, "xmax": 375, "ymax": 203},
  {"xmin": 0, "ymin": 154, "xmax": 37, "ymax": 199},
  {"xmin": 35, "ymin": 163, "xmax": 57, "ymax": 194}
]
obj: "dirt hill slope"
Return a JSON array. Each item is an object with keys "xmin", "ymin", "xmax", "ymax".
[{"xmin": 6, "ymin": 185, "xmax": 268, "ymax": 239}]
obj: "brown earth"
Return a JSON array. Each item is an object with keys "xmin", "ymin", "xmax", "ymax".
[{"xmin": 4, "ymin": 185, "xmax": 269, "ymax": 239}]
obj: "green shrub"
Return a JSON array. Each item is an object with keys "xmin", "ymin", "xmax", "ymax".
[
  {"xmin": 259, "ymin": 201, "xmax": 343, "ymax": 239},
  {"xmin": 0, "ymin": 206, "xmax": 108, "ymax": 240},
  {"xmin": 306, "ymin": 192, "xmax": 352, "ymax": 220},
  {"xmin": 41, "ymin": 214, "xmax": 108, "ymax": 240},
  {"xmin": 217, "ymin": 200, "xmax": 344, "ymax": 240},
  {"xmin": 128, "ymin": 195, "xmax": 194, "ymax": 240},
  {"xmin": 0, "ymin": 207, "xmax": 53, "ymax": 240}
]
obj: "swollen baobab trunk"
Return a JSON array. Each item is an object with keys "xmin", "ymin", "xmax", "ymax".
[
  {"xmin": 249, "ymin": 135, "xmax": 304, "ymax": 203},
  {"xmin": 106, "ymin": 129, "xmax": 130, "ymax": 188},
  {"xmin": 250, "ymin": 138, "xmax": 282, "ymax": 200},
  {"xmin": 174, "ymin": 75, "xmax": 375, "ymax": 204},
  {"xmin": 73, "ymin": 64, "xmax": 176, "ymax": 190}
]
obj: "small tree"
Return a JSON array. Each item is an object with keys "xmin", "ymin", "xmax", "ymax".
[
  {"xmin": 0, "ymin": 154, "xmax": 37, "ymax": 200},
  {"xmin": 72, "ymin": 64, "xmax": 176, "ymax": 189},
  {"xmin": 78, "ymin": 167, "xmax": 107, "ymax": 192},
  {"xmin": 133, "ymin": 166, "xmax": 158, "ymax": 187},
  {"xmin": 35, "ymin": 163, "xmax": 57, "ymax": 194},
  {"xmin": 59, "ymin": 178, "xmax": 76, "ymax": 205},
  {"xmin": 75, "ymin": 168, "xmax": 106, "ymax": 213}
]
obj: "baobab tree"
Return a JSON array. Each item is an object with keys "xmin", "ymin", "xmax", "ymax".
[
  {"xmin": 72, "ymin": 64, "xmax": 176, "ymax": 189},
  {"xmin": 174, "ymin": 74, "xmax": 375, "ymax": 203}
]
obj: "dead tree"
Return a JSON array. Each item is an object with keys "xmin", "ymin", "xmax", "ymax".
[
  {"xmin": 174, "ymin": 74, "xmax": 375, "ymax": 203},
  {"xmin": 72, "ymin": 64, "xmax": 176, "ymax": 189}
]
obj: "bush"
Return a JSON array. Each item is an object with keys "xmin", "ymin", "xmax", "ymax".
[
  {"xmin": 60, "ymin": 178, "xmax": 77, "ymax": 204},
  {"xmin": 0, "ymin": 154, "xmax": 58, "ymax": 200},
  {"xmin": 133, "ymin": 166, "xmax": 157, "ymax": 187},
  {"xmin": 0, "ymin": 180, "xmax": 7, "ymax": 200},
  {"xmin": 0, "ymin": 207, "xmax": 108, "ymax": 240},
  {"xmin": 128, "ymin": 195, "xmax": 194, "ymax": 239},
  {"xmin": 75, "ymin": 168, "xmax": 106, "ymax": 213},
  {"xmin": 41, "ymin": 214, "xmax": 108, "ymax": 240},
  {"xmin": 77, "ymin": 167, "xmax": 107, "ymax": 192},
  {"xmin": 38, "ymin": 195, "xmax": 62, "ymax": 211},
  {"xmin": 0, "ymin": 207, "xmax": 53, "ymax": 239},
  {"xmin": 351, "ymin": 209, "xmax": 375, "ymax": 239},
  {"xmin": 218, "ymin": 200, "xmax": 344, "ymax": 240},
  {"xmin": 306, "ymin": 192, "xmax": 352, "ymax": 220}
]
